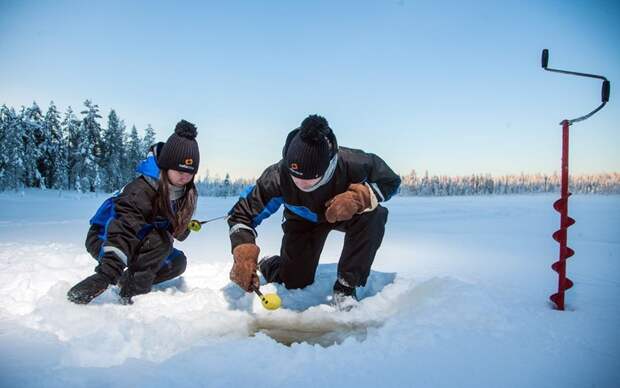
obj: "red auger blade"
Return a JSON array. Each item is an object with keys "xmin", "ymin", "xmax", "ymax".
[{"xmin": 551, "ymin": 190, "xmax": 575, "ymax": 310}]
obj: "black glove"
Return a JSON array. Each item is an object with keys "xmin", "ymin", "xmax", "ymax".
[{"xmin": 118, "ymin": 270, "xmax": 157, "ymax": 304}]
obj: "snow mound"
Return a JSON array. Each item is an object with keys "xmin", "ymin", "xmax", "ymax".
[{"xmin": 1, "ymin": 244, "xmax": 426, "ymax": 367}]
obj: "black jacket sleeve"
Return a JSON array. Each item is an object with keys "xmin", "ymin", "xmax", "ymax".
[
  {"xmin": 345, "ymin": 148, "xmax": 401, "ymax": 201},
  {"xmin": 227, "ymin": 163, "xmax": 283, "ymax": 251}
]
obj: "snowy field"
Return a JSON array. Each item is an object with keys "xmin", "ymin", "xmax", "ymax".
[{"xmin": 0, "ymin": 190, "xmax": 618, "ymax": 387}]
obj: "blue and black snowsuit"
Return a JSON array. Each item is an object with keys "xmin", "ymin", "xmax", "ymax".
[
  {"xmin": 228, "ymin": 146, "xmax": 400, "ymax": 290},
  {"xmin": 86, "ymin": 149, "xmax": 190, "ymax": 297}
]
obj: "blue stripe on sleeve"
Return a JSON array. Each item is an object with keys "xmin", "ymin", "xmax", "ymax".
[
  {"xmin": 251, "ymin": 196, "xmax": 284, "ymax": 227},
  {"xmin": 240, "ymin": 185, "xmax": 254, "ymax": 199}
]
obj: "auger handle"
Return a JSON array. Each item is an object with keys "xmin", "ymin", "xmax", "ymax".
[
  {"xmin": 541, "ymin": 49, "xmax": 610, "ymax": 125},
  {"xmin": 602, "ymin": 80, "xmax": 610, "ymax": 103}
]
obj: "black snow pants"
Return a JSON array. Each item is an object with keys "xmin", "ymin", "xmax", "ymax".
[
  {"xmin": 260, "ymin": 205, "xmax": 388, "ymax": 289},
  {"xmin": 85, "ymin": 224, "xmax": 187, "ymax": 297}
]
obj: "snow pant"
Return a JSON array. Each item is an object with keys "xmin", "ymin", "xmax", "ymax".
[
  {"xmin": 260, "ymin": 205, "xmax": 388, "ymax": 289},
  {"xmin": 85, "ymin": 224, "xmax": 187, "ymax": 296}
]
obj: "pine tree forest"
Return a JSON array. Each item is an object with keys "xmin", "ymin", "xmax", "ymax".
[{"xmin": 1, "ymin": 101, "xmax": 618, "ymax": 196}]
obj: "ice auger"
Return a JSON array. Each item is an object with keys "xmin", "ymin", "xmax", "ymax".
[{"xmin": 541, "ymin": 49, "xmax": 610, "ymax": 310}]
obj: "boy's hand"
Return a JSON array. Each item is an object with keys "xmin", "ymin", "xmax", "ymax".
[
  {"xmin": 325, "ymin": 183, "xmax": 371, "ymax": 223},
  {"xmin": 230, "ymin": 243, "xmax": 260, "ymax": 292}
]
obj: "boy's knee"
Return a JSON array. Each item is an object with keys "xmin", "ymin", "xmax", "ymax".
[
  {"xmin": 358, "ymin": 206, "xmax": 389, "ymax": 234},
  {"xmin": 281, "ymin": 270, "xmax": 315, "ymax": 290},
  {"xmin": 283, "ymin": 278, "xmax": 314, "ymax": 290},
  {"xmin": 369, "ymin": 205, "xmax": 388, "ymax": 224}
]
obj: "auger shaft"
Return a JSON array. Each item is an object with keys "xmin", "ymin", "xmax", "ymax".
[{"xmin": 550, "ymin": 120, "xmax": 575, "ymax": 310}]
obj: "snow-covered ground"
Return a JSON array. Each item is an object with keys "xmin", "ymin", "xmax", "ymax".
[{"xmin": 0, "ymin": 190, "xmax": 618, "ymax": 387}]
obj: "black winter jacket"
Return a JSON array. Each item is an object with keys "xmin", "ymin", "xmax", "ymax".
[
  {"xmin": 91, "ymin": 152, "xmax": 190, "ymax": 269},
  {"xmin": 228, "ymin": 147, "xmax": 401, "ymax": 251}
]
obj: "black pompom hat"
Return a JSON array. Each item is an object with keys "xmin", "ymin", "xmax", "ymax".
[
  {"xmin": 284, "ymin": 115, "xmax": 337, "ymax": 179},
  {"xmin": 158, "ymin": 120, "xmax": 200, "ymax": 173}
]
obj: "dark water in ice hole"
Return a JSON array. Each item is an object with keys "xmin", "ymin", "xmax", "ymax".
[{"xmin": 252, "ymin": 321, "xmax": 383, "ymax": 347}]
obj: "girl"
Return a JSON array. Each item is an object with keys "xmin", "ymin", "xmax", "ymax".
[{"xmin": 68, "ymin": 120, "xmax": 200, "ymax": 304}]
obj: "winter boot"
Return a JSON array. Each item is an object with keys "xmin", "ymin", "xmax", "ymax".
[
  {"xmin": 67, "ymin": 272, "xmax": 112, "ymax": 304},
  {"xmin": 331, "ymin": 278, "xmax": 358, "ymax": 311}
]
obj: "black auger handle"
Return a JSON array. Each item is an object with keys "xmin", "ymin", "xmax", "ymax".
[
  {"xmin": 602, "ymin": 80, "xmax": 610, "ymax": 102},
  {"xmin": 542, "ymin": 49, "xmax": 549, "ymax": 69},
  {"xmin": 541, "ymin": 48, "xmax": 610, "ymax": 124}
]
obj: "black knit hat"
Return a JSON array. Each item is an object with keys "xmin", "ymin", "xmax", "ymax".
[
  {"xmin": 284, "ymin": 115, "xmax": 337, "ymax": 179},
  {"xmin": 158, "ymin": 120, "xmax": 200, "ymax": 174}
]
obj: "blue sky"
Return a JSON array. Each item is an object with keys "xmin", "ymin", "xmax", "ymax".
[{"xmin": 1, "ymin": 0, "xmax": 618, "ymax": 179}]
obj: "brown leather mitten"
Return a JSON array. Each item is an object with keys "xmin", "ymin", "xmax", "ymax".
[
  {"xmin": 325, "ymin": 183, "xmax": 371, "ymax": 223},
  {"xmin": 229, "ymin": 243, "xmax": 260, "ymax": 292}
]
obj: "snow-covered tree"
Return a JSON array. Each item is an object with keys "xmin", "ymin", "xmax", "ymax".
[
  {"xmin": 41, "ymin": 102, "xmax": 63, "ymax": 189},
  {"xmin": 143, "ymin": 124, "xmax": 156, "ymax": 154},
  {"xmin": 116, "ymin": 119, "xmax": 128, "ymax": 186},
  {"xmin": 101, "ymin": 110, "xmax": 125, "ymax": 192},
  {"xmin": 0, "ymin": 105, "xmax": 6, "ymax": 187},
  {"xmin": 0, "ymin": 106, "xmax": 26, "ymax": 190},
  {"xmin": 21, "ymin": 103, "xmax": 44, "ymax": 188},
  {"xmin": 124, "ymin": 125, "xmax": 143, "ymax": 182},
  {"xmin": 119, "ymin": 122, "xmax": 130, "ymax": 184},
  {"xmin": 63, "ymin": 107, "xmax": 82, "ymax": 191},
  {"xmin": 79, "ymin": 100, "xmax": 103, "ymax": 192},
  {"xmin": 53, "ymin": 108, "xmax": 70, "ymax": 190}
]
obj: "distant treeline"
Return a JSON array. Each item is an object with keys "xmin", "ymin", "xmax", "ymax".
[
  {"xmin": 194, "ymin": 173, "xmax": 254, "ymax": 197},
  {"xmin": 399, "ymin": 170, "xmax": 620, "ymax": 196},
  {"xmin": 1, "ymin": 101, "xmax": 618, "ymax": 196},
  {"xmin": 196, "ymin": 171, "xmax": 620, "ymax": 197}
]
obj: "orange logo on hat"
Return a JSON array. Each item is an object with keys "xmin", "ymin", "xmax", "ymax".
[
  {"xmin": 290, "ymin": 163, "xmax": 299, "ymax": 170},
  {"xmin": 185, "ymin": 158, "xmax": 194, "ymax": 165}
]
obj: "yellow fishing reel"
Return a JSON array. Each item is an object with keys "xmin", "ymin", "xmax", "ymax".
[
  {"xmin": 188, "ymin": 219, "xmax": 202, "ymax": 232},
  {"xmin": 255, "ymin": 288, "xmax": 281, "ymax": 310}
]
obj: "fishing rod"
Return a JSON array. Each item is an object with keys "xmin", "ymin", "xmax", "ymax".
[
  {"xmin": 187, "ymin": 215, "xmax": 282, "ymax": 310},
  {"xmin": 188, "ymin": 214, "xmax": 229, "ymax": 232}
]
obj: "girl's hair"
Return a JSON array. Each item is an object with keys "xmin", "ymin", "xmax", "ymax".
[{"xmin": 154, "ymin": 170, "xmax": 197, "ymax": 238}]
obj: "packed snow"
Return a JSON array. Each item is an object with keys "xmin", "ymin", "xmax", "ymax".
[{"xmin": 0, "ymin": 190, "xmax": 618, "ymax": 387}]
